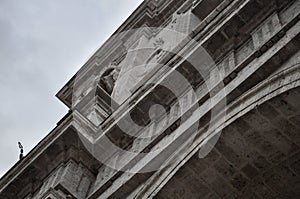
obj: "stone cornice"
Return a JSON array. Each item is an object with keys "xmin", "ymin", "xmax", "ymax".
[
  {"xmin": 0, "ymin": 111, "xmax": 72, "ymax": 190},
  {"xmin": 86, "ymin": 0, "xmax": 300, "ymax": 197},
  {"xmin": 0, "ymin": 111, "xmax": 101, "ymax": 199},
  {"xmin": 102, "ymin": 14, "xmax": 300, "ymax": 199},
  {"xmin": 137, "ymin": 51, "xmax": 300, "ymax": 199},
  {"xmin": 56, "ymin": 0, "xmax": 186, "ymax": 108},
  {"xmin": 1, "ymin": 0, "xmax": 299, "ymax": 198}
]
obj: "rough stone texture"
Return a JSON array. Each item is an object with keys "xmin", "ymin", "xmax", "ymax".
[
  {"xmin": 0, "ymin": 0, "xmax": 300, "ymax": 199},
  {"xmin": 156, "ymin": 88, "xmax": 300, "ymax": 198}
]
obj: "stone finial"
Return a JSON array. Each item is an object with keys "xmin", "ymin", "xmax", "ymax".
[{"xmin": 18, "ymin": 142, "xmax": 23, "ymax": 160}]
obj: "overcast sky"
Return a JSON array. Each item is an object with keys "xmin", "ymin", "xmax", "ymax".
[{"xmin": 0, "ymin": 0, "xmax": 143, "ymax": 178}]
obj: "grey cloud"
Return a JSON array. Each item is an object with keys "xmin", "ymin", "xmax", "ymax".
[{"xmin": 0, "ymin": 0, "xmax": 143, "ymax": 178}]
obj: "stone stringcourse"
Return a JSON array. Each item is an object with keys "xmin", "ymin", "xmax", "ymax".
[{"xmin": 1, "ymin": 0, "xmax": 300, "ymax": 198}]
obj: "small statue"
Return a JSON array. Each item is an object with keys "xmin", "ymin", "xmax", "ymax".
[{"xmin": 99, "ymin": 64, "xmax": 120, "ymax": 95}]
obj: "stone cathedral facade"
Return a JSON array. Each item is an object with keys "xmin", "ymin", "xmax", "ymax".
[{"xmin": 1, "ymin": 0, "xmax": 300, "ymax": 198}]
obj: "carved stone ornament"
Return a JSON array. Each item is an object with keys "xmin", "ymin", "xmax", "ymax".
[
  {"xmin": 99, "ymin": 64, "xmax": 120, "ymax": 95},
  {"xmin": 153, "ymin": 37, "xmax": 165, "ymax": 48}
]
